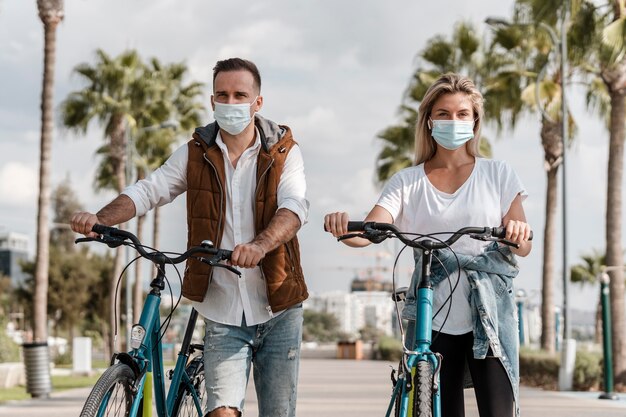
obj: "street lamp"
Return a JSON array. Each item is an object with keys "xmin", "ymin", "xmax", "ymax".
[
  {"xmin": 124, "ymin": 119, "xmax": 180, "ymax": 349},
  {"xmin": 598, "ymin": 267, "xmax": 621, "ymax": 400},
  {"xmin": 486, "ymin": 2, "xmax": 572, "ymax": 390}
]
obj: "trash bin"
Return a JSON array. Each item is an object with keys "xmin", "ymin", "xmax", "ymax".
[
  {"xmin": 336, "ymin": 340, "xmax": 363, "ymax": 360},
  {"xmin": 22, "ymin": 342, "xmax": 52, "ymax": 398}
]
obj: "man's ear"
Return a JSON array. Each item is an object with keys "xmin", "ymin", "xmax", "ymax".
[
  {"xmin": 210, "ymin": 95, "xmax": 215, "ymax": 111},
  {"xmin": 254, "ymin": 95, "xmax": 263, "ymax": 112}
]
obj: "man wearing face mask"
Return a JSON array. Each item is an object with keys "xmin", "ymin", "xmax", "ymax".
[{"xmin": 70, "ymin": 58, "xmax": 309, "ymax": 417}]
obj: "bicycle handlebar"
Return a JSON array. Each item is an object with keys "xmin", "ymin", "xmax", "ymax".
[
  {"xmin": 343, "ymin": 221, "xmax": 532, "ymax": 250},
  {"xmin": 78, "ymin": 224, "xmax": 235, "ymax": 271}
]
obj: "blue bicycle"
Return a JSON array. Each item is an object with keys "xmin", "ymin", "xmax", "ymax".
[
  {"xmin": 337, "ymin": 222, "xmax": 527, "ymax": 417},
  {"xmin": 76, "ymin": 224, "xmax": 239, "ymax": 417}
]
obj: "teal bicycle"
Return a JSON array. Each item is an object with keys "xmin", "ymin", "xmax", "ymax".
[
  {"xmin": 338, "ymin": 221, "xmax": 529, "ymax": 417},
  {"xmin": 76, "ymin": 224, "xmax": 239, "ymax": 417}
]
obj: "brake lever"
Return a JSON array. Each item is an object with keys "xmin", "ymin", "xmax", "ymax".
[
  {"xmin": 469, "ymin": 234, "xmax": 520, "ymax": 249},
  {"xmin": 498, "ymin": 240, "xmax": 520, "ymax": 249},
  {"xmin": 74, "ymin": 235, "xmax": 126, "ymax": 248},
  {"xmin": 338, "ymin": 231, "xmax": 390, "ymax": 244},
  {"xmin": 200, "ymin": 257, "xmax": 242, "ymax": 276},
  {"xmin": 337, "ymin": 233, "xmax": 363, "ymax": 241}
]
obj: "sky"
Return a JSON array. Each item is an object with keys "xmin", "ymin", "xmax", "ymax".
[{"xmin": 0, "ymin": 0, "xmax": 619, "ymax": 313}]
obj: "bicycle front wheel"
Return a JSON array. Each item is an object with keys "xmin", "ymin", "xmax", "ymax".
[
  {"xmin": 412, "ymin": 360, "xmax": 433, "ymax": 417},
  {"xmin": 171, "ymin": 356, "xmax": 207, "ymax": 417},
  {"xmin": 80, "ymin": 363, "xmax": 136, "ymax": 417}
]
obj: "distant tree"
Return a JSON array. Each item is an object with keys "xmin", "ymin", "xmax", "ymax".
[
  {"xmin": 51, "ymin": 176, "xmax": 83, "ymax": 251},
  {"xmin": 570, "ymin": 251, "xmax": 606, "ymax": 343},
  {"xmin": 60, "ymin": 49, "xmax": 147, "ymax": 353},
  {"xmin": 303, "ymin": 310, "xmax": 345, "ymax": 342},
  {"xmin": 34, "ymin": 0, "xmax": 64, "ymax": 357},
  {"xmin": 359, "ymin": 324, "xmax": 384, "ymax": 343}
]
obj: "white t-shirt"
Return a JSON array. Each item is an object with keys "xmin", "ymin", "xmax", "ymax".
[{"xmin": 376, "ymin": 158, "xmax": 527, "ymax": 334}]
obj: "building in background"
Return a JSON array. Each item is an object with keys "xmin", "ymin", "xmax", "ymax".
[
  {"xmin": 305, "ymin": 277, "xmax": 397, "ymax": 338},
  {"xmin": 0, "ymin": 230, "xmax": 29, "ymax": 287}
]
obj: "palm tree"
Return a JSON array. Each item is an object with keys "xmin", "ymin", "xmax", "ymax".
[
  {"xmin": 60, "ymin": 49, "xmax": 146, "ymax": 353},
  {"xmin": 533, "ymin": 0, "xmax": 626, "ymax": 383},
  {"xmin": 588, "ymin": 1, "xmax": 626, "ymax": 384},
  {"xmin": 570, "ymin": 251, "xmax": 606, "ymax": 343},
  {"xmin": 130, "ymin": 59, "xmax": 205, "ymax": 321},
  {"xmin": 484, "ymin": 0, "xmax": 585, "ymax": 354},
  {"xmin": 34, "ymin": 0, "xmax": 64, "ymax": 349}
]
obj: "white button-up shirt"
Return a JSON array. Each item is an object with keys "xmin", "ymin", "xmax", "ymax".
[{"xmin": 123, "ymin": 129, "xmax": 309, "ymax": 326}]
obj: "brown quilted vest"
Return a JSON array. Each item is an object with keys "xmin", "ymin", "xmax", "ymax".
[{"xmin": 182, "ymin": 116, "xmax": 308, "ymax": 312}]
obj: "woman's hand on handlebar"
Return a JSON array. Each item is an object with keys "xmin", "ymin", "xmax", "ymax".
[
  {"xmin": 324, "ymin": 212, "xmax": 351, "ymax": 238},
  {"xmin": 503, "ymin": 219, "xmax": 532, "ymax": 257},
  {"xmin": 70, "ymin": 211, "xmax": 101, "ymax": 238}
]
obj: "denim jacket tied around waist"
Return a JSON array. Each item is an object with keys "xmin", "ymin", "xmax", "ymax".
[{"xmin": 402, "ymin": 242, "xmax": 521, "ymax": 416}]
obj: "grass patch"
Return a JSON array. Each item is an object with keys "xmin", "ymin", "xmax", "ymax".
[{"xmin": 0, "ymin": 373, "xmax": 102, "ymax": 404}]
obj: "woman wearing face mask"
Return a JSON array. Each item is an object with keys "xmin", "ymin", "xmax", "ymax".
[{"xmin": 324, "ymin": 73, "xmax": 531, "ymax": 417}]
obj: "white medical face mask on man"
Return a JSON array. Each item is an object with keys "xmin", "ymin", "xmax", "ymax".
[{"xmin": 213, "ymin": 97, "xmax": 258, "ymax": 135}]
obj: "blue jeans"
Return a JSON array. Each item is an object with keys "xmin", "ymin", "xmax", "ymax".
[{"xmin": 203, "ymin": 304, "xmax": 303, "ymax": 416}]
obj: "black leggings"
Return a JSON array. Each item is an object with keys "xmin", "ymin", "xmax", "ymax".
[{"xmin": 430, "ymin": 331, "xmax": 514, "ymax": 417}]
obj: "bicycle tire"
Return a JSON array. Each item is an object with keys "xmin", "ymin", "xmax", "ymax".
[
  {"xmin": 412, "ymin": 361, "xmax": 433, "ymax": 417},
  {"xmin": 80, "ymin": 363, "xmax": 136, "ymax": 417},
  {"xmin": 171, "ymin": 356, "xmax": 207, "ymax": 417}
]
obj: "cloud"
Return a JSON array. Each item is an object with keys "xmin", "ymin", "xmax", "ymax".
[{"xmin": 0, "ymin": 162, "xmax": 37, "ymax": 206}]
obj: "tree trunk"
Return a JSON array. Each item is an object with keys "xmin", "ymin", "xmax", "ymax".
[
  {"xmin": 606, "ymin": 90, "xmax": 626, "ymax": 384},
  {"xmin": 107, "ymin": 116, "xmax": 127, "ymax": 354},
  {"xmin": 33, "ymin": 18, "xmax": 59, "ymax": 343},
  {"xmin": 109, "ymin": 247, "xmax": 124, "ymax": 353},
  {"xmin": 541, "ymin": 165, "xmax": 558, "ymax": 353},
  {"xmin": 539, "ymin": 120, "xmax": 562, "ymax": 354}
]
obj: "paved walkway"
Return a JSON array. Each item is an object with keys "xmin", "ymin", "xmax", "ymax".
[{"xmin": 1, "ymin": 359, "xmax": 626, "ymax": 416}]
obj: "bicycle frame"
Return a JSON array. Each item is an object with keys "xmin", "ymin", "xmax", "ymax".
[
  {"xmin": 386, "ymin": 241, "xmax": 441, "ymax": 417},
  {"xmin": 79, "ymin": 225, "xmax": 237, "ymax": 417},
  {"xmin": 104, "ymin": 260, "xmax": 204, "ymax": 417}
]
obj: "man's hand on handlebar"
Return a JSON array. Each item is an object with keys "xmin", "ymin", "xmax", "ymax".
[
  {"xmin": 70, "ymin": 211, "xmax": 101, "ymax": 238},
  {"xmin": 231, "ymin": 242, "xmax": 266, "ymax": 269}
]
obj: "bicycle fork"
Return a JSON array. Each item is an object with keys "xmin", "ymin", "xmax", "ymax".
[{"xmin": 395, "ymin": 245, "xmax": 442, "ymax": 417}]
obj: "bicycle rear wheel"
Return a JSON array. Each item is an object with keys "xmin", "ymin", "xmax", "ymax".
[
  {"xmin": 80, "ymin": 363, "xmax": 136, "ymax": 417},
  {"xmin": 171, "ymin": 356, "xmax": 207, "ymax": 417},
  {"xmin": 411, "ymin": 360, "xmax": 433, "ymax": 417}
]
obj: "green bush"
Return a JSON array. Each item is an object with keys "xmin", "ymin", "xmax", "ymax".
[
  {"xmin": 519, "ymin": 348, "xmax": 559, "ymax": 390},
  {"xmin": 573, "ymin": 350, "xmax": 602, "ymax": 391},
  {"xmin": 377, "ymin": 335, "xmax": 403, "ymax": 362},
  {"xmin": 0, "ymin": 328, "xmax": 20, "ymax": 362},
  {"xmin": 54, "ymin": 350, "xmax": 72, "ymax": 366},
  {"xmin": 519, "ymin": 347, "xmax": 604, "ymax": 391}
]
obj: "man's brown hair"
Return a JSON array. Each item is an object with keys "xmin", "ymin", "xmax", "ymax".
[{"xmin": 213, "ymin": 58, "xmax": 261, "ymax": 92}]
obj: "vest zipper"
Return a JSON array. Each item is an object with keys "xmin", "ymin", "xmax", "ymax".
[
  {"xmin": 256, "ymin": 157, "xmax": 275, "ymax": 312},
  {"xmin": 203, "ymin": 153, "xmax": 225, "ymax": 285}
]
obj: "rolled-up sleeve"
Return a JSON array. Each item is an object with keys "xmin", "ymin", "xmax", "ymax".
[
  {"xmin": 122, "ymin": 144, "xmax": 189, "ymax": 217},
  {"xmin": 277, "ymin": 144, "xmax": 309, "ymax": 226}
]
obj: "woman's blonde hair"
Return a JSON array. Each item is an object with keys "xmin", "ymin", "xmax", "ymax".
[{"xmin": 414, "ymin": 73, "xmax": 484, "ymax": 165}]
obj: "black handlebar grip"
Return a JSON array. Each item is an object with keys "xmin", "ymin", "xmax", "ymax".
[
  {"xmin": 492, "ymin": 227, "xmax": 533, "ymax": 241},
  {"xmin": 347, "ymin": 221, "xmax": 365, "ymax": 232},
  {"xmin": 92, "ymin": 224, "xmax": 117, "ymax": 235}
]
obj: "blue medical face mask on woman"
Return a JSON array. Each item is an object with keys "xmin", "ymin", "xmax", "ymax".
[
  {"xmin": 429, "ymin": 118, "xmax": 475, "ymax": 150},
  {"xmin": 213, "ymin": 97, "xmax": 257, "ymax": 135}
]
